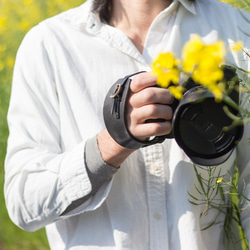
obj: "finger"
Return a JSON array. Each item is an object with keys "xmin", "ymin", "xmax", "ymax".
[
  {"xmin": 129, "ymin": 87, "xmax": 174, "ymax": 108},
  {"xmin": 129, "ymin": 104, "xmax": 173, "ymax": 123},
  {"xmin": 130, "ymin": 72, "xmax": 158, "ymax": 93},
  {"xmin": 129, "ymin": 121, "xmax": 172, "ymax": 141}
]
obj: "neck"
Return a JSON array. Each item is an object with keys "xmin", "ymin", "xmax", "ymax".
[{"xmin": 110, "ymin": 0, "xmax": 173, "ymax": 53}]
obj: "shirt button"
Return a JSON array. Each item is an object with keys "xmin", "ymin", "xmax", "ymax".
[
  {"xmin": 150, "ymin": 163, "xmax": 159, "ymax": 172},
  {"xmin": 154, "ymin": 213, "xmax": 162, "ymax": 220}
]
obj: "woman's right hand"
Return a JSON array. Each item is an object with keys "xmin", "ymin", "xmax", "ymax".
[{"xmin": 126, "ymin": 72, "xmax": 174, "ymax": 142}]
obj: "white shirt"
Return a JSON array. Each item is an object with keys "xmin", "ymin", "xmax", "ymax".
[{"xmin": 4, "ymin": 0, "xmax": 250, "ymax": 249}]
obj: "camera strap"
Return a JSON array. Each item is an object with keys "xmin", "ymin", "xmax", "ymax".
[{"xmin": 103, "ymin": 72, "xmax": 167, "ymax": 149}]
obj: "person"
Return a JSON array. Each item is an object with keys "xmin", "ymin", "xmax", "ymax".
[{"xmin": 4, "ymin": 0, "xmax": 250, "ymax": 249}]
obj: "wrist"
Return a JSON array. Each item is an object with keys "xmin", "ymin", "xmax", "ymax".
[{"xmin": 97, "ymin": 129, "xmax": 135, "ymax": 168}]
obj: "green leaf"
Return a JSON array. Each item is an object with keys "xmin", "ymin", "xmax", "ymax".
[
  {"xmin": 187, "ymin": 191, "xmax": 200, "ymax": 201},
  {"xmin": 201, "ymin": 220, "xmax": 217, "ymax": 231},
  {"xmin": 187, "ymin": 200, "xmax": 200, "ymax": 206}
]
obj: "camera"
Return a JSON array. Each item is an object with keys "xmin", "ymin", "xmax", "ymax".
[
  {"xmin": 164, "ymin": 65, "xmax": 243, "ymax": 165},
  {"xmin": 103, "ymin": 66, "xmax": 244, "ymax": 166}
]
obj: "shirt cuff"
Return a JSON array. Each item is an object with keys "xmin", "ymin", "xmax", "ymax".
[
  {"xmin": 85, "ymin": 135, "xmax": 118, "ymax": 192},
  {"xmin": 61, "ymin": 136, "xmax": 118, "ymax": 215}
]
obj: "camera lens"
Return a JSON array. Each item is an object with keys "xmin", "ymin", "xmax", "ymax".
[{"xmin": 172, "ymin": 88, "xmax": 243, "ymax": 166}]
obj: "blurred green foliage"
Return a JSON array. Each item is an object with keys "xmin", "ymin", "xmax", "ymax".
[
  {"xmin": 220, "ymin": 0, "xmax": 250, "ymax": 12},
  {"xmin": 0, "ymin": 0, "xmax": 249, "ymax": 249},
  {"xmin": 0, "ymin": 0, "xmax": 84, "ymax": 249}
]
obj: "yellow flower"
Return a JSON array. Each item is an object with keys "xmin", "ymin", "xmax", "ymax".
[
  {"xmin": 207, "ymin": 83, "xmax": 224, "ymax": 102},
  {"xmin": 182, "ymin": 35, "xmax": 204, "ymax": 73},
  {"xmin": 168, "ymin": 85, "xmax": 185, "ymax": 100},
  {"xmin": 20, "ymin": 20, "xmax": 30, "ymax": 31},
  {"xmin": 216, "ymin": 177, "xmax": 223, "ymax": 184},
  {"xmin": 23, "ymin": 0, "xmax": 33, "ymax": 5},
  {"xmin": 152, "ymin": 35, "xmax": 228, "ymax": 101},
  {"xmin": 231, "ymin": 41, "xmax": 244, "ymax": 52},
  {"xmin": 182, "ymin": 35, "xmax": 225, "ymax": 74},
  {"xmin": 151, "ymin": 52, "xmax": 180, "ymax": 88},
  {"xmin": 7, "ymin": 56, "xmax": 15, "ymax": 68},
  {"xmin": 0, "ymin": 45, "xmax": 6, "ymax": 52},
  {"xmin": 0, "ymin": 61, "xmax": 4, "ymax": 71},
  {"xmin": 182, "ymin": 35, "xmax": 225, "ymax": 99},
  {"xmin": 0, "ymin": 17, "xmax": 7, "ymax": 31}
]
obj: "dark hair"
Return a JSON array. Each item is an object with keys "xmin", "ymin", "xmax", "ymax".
[
  {"xmin": 92, "ymin": 0, "xmax": 112, "ymax": 23},
  {"xmin": 92, "ymin": 0, "xmax": 195, "ymax": 23}
]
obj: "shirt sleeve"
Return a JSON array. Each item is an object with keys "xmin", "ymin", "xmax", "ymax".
[
  {"xmin": 4, "ymin": 25, "xmax": 114, "ymax": 232},
  {"xmin": 61, "ymin": 136, "xmax": 118, "ymax": 215}
]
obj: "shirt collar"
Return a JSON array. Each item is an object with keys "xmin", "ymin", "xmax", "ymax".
[
  {"xmin": 176, "ymin": 0, "xmax": 196, "ymax": 15},
  {"xmin": 84, "ymin": 0, "xmax": 197, "ymax": 33}
]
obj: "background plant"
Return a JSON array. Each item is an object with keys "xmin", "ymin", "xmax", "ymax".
[
  {"xmin": 220, "ymin": 0, "xmax": 250, "ymax": 12},
  {"xmin": 0, "ymin": 0, "xmax": 249, "ymax": 249},
  {"xmin": 152, "ymin": 1, "xmax": 250, "ymax": 250},
  {"xmin": 0, "ymin": 0, "xmax": 84, "ymax": 249},
  {"xmin": 188, "ymin": 165, "xmax": 249, "ymax": 250}
]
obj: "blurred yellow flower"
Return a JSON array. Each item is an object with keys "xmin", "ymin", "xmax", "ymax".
[
  {"xmin": 182, "ymin": 36, "xmax": 226, "ymax": 101},
  {"xmin": 0, "ymin": 61, "xmax": 4, "ymax": 71},
  {"xmin": 7, "ymin": 57, "xmax": 15, "ymax": 68},
  {"xmin": 151, "ymin": 52, "xmax": 180, "ymax": 88},
  {"xmin": 216, "ymin": 177, "xmax": 223, "ymax": 183},
  {"xmin": 182, "ymin": 35, "xmax": 204, "ymax": 73},
  {"xmin": 0, "ymin": 0, "xmax": 83, "ymax": 87},
  {"xmin": 168, "ymin": 85, "xmax": 186, "ymax": 100},
  {"xmin": 20, "ymin": 20, "xmax": 30, "ymax": 31},
  {"xmin": 152, "ymin": 34, "xmax": 227, "ymax": 101},
  {"xmin": 182, "ymin": 35, "xmax": 225, "ymax": 86},
  {"xmin": 231, "ymin": 40, "xmax": 244, "ymax": 52},
  {"xmin": 207, "ymin": 83, "xmax": 224, "ymax": 101},
  {"xmin": 23, "ymin": 0, "xmax": 33, "ymax": 5},
  {"xmin": 0, "ymin": 17, "xmax": 7, "ymax": 30},
  {"xmin": 0, "ymin": 45, "xmax": 6, "ymax": 52}
]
